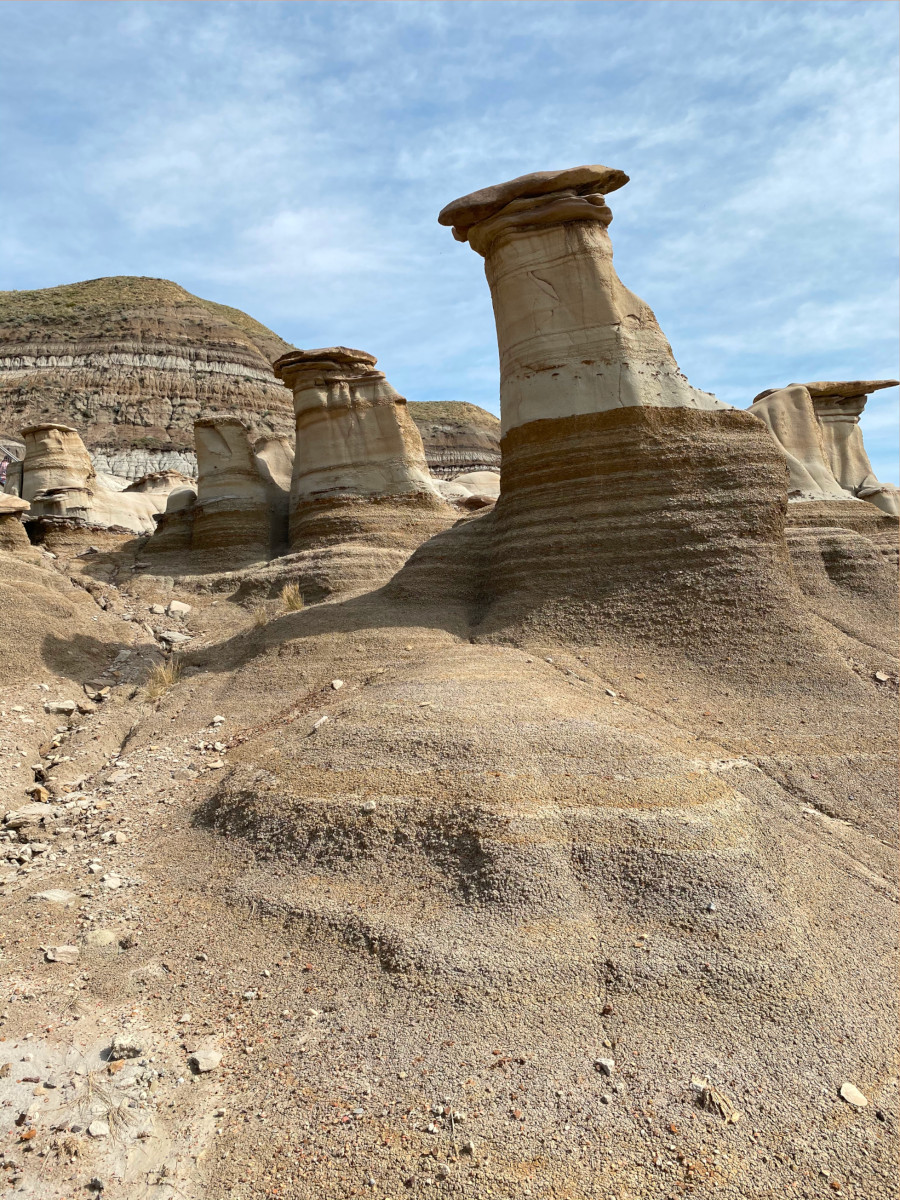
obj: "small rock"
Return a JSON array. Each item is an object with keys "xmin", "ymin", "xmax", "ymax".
[
  {"xmin": 461, "ymin": 1140, "xmax": 476, "ymax": 1155},
  {"xmin": 46, "ymin": 945, "xmax": 79, "ymax": 964},
  {"xmin": 106, "ymin": 770, "xmax": 130, "ymax": 784},
  {"xmin": 600, "ymin": 1093, "xmax": 612, "ymax": 1105},
  {"xmin": 43, "ymin": 700, "xmax": 76, "ymax": 715},
  {"xmin": 605, "ymin": 688, "xmax": 616, "ymax": 698},
  {"xmin": 25, "ymin": 785, "xmax": 49, "ymax": 803},
  {"xmin": 30, "ymin": 889, "xmax": 77, "ymax": 906},
  {"xmin": 100, "ymin": 874, "xmax": 122, "ymax": 889},
  {"xmin": 167, "ymin": 600, "xmax": 191, "ymax": 616},
  {"xmin": 149, "ymin": 604, "xmax": 166, "ymax": 615},
  {"xmin": 211, "ymin": 715, "xmax": 225, "ymax": 726},
  {"xmin": 594, "ymin": 1058, "xmax": 615, "ymax": 1076},
  {"xmin": 331, "ymin": 679, "xmax": 344, "ymax": 690},
  {"xmin": 360, "ymin": 800, "xmax": 377, "ymax": 815},
  {"xmin": 87, "ymin": 1120, "xmax": 109, "ymax": 1138},
  {"xmin": 85, "ymin": 930, "xmax": 118, "ymax": 948},
  {"xmin": 160, "ymin": 630, "xmax": 191, "ymax": 644},
  {"xmin": 110, "ymin": 1033, "xmax": 143, "ymax": 1060},
  {"xmin": 189, "ymin": 1047, "xmax": 221, "ymax": 1072},
  {"xmin": 874, "ymin": 670, "xmax": 889, "ymax": 682},
  {"xmin": 839, "ymin": 1082, "xmax": 868, "ymax": 1108},
  {"xmin": 177, "ymin": 1012, "xmax": 192, "ymax": 1023}
]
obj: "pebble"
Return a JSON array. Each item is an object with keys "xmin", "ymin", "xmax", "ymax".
[
  {"xmin": 43, "ymin": 700, "xmax": 76, "ymax": 715},
  {"xmin": 149, "ymin": 605, "xmax": 166, "ymax": 615},
  {"xmin": 30, "ymin": 889, "xmax": 77, "ymax": 906},
  {"xmin": 211, "ymin": 715, "xmax": 225, "ymax": 726},
  {"xmin": 360, "ymin": 800, "xmax": 377, "ymax": 815},
  {"xmin": 331, "ymin": 679, "xmax": 344, "ymax": 690},
  {"xmin": 873, "ymin": 671, "xmax": 889, "ymax": 682},
  {"xmin": 839, "ymin": 1082, "xmax": 868, "ymax": 1108},
  {"xmin": 101, "ymin": 874, "xmax": 122, "ymax": 889},
  {"xmin": 160, "ymin": 630, "xmax": 191, "ymax": 644},
  {"xmin": 87, "ymin": 1120, "xmax": 109, "ymax": 1138},
  {"xmin": 594, "ymin": 1058, "xmax": 615, "ymax": 1076},
  {"xmin": 168, "ymin": 600, "xmax": 191, "ymax": 616}
]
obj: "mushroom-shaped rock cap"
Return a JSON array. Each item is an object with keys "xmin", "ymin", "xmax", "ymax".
[
  {"xmin": 20, "ymin": 422, "xmax": 81, "ymax": 436},
  {"xmin": 438, "ymin": 165, "xmax": 629, "ymax": 236},
  {"xmin": 273, "ymin": 346, "xmax": 377, "ymax": 380},
  {"xmin": 752, "ymin": 380, "xmax": 899, "ymax": 404},
  {"xmin": 0, "ymin": 494, "xmax": 29, "ymax": 514},
  {"xmin": 805, "ymin": 380, "xmax": 899, "ymax": 399}
]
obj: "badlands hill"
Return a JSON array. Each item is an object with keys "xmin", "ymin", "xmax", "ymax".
[
  {"xmin": 0, "ymin": 278, "xmax": 499, "ymax": 483},
  {"xmin": 0, "ymin": 166, "xmax": 896, "ymax": 1200}
]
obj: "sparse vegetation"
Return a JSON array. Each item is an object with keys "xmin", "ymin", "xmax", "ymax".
[
  {"xmin": 251, "ymin": 605, "xmax": 269, "ymax": 627},
  {"xmin": 143, "ymin": 656, "xmax": 182, "ymax": 701},
  {"xmin": 280, "ymin": 582, "xmax": 304, "ymax": 612}
]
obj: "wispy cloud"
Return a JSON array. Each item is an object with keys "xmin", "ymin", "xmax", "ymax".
[{"xmin": 0, "ymin": 0, "xmax": 896, "ymax": 478}]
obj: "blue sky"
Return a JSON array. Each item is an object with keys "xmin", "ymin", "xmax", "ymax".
[{"xmin": 1, "ymin": 0, "xmax": 897, "ymax": 481}]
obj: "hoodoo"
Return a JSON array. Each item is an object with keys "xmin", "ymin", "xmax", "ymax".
[
  {"xmin": 272, "ymin": 347, "xmax": 452, "ymax": 596},
  {"xmin": 438, "ymin": 166, "xmax": 797, "ymax": 653},
  {"xmin": 16, "ymin": 422, "xmax": 183, "ymax": 540},
  {"xmin": 750, "ymin": 379, "xmax": 899, "ymax": 516}
]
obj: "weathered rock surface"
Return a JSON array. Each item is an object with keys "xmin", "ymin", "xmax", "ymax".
[
  {"xmin": 750, "ymin": 380, "xmax": 899, "ymax": 515},
  {"xmin": 268, "ymin": 347, "xmax": 452, "ymax": 597},
  {"xmin": 0, "ymin": 492, "xmax": 29, "ymax": 551},
  {"xmin": 0, "ymin": 277, "xmax": 295, "ymax": 476},
  {"xmin": 406, "ymin": 401, "xmax": 500, "ymax": 477},
  {"xmin": 16, "ymin": 423, "xmax": 191, "ymax": 538}
]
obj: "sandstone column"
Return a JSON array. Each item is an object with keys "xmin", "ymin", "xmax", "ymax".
[
  {"xmin": 438, "ymin": 166, "xmax": 796, "ymax": 651},
  {"xmin": 191, "ymin": 417, "xmax": 272, "ymax": 558},
  {"xmin": 273, "ymin": 349, "xmax": 449, "ymax": 590},
  {"xmin": 807, "ymin": 380, "xmax": 899, "ymax": 517}
]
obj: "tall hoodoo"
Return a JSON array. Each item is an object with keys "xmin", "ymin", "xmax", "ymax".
[
  {"xmin": 271, "ymin": 348, "xmax": 451, "ymax": 596},
  {"xmin": 438, "ymin": 166, "xmax": 796, "ymax": 652},
  {"xmin": 191, "ymin": 418, "xmax": 275, "ymax": 558}
]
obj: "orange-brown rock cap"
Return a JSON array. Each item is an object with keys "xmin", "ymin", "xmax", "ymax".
[
  {"xmin": 753, "ymin": 380, "xmax": 899, "ymax": 403},
  {"xmin": 273, "ymin": 346, "xmax": 377, "ymax": 382},
  {"xmin": 0, "ymin": 494, "xmax": 29, "ymax": 514},
  {"xmin": 438, "ymin": 165, "xmax": 629, "ymax": 237}
]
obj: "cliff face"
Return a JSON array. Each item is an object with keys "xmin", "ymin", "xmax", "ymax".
[{"xmin": 0, "ymin": 277, "xmax": 296, "ymax": 478}]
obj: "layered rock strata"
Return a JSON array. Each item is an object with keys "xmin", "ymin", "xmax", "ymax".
[
  {"xmin": 406, "ymin": 401, "xmax": 500, "ymax": 477},
  {"xmin": 435, "ymin": 165, "xmax": 803, "ymax": 654},
  {"xmin": 146, "ymin": 418, "xmax": 291, "ymax": 564},
  {"xmin": 0, "ymin": 492, "xmax": 29, "ymax": 551},
  {"xmin": 749, "ymin": 379, "xmax": 899, "ymax": 515},
  {"xmin": 17, "ymin": 423, "xmax": 180, "ymax": 538},
  {"xmin": 271, "ymin": 347, "xmax": 452, "ymax": 596},
  {"xmin": 0, "ymin": 277, "xmax": 295, "ymax": 478}
]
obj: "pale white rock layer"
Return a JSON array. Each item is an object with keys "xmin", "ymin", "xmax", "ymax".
[{"xmin": 439, "ymin": 165, "xmax": 726, "ymax": 435}]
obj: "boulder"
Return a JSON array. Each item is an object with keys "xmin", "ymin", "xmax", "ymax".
[{"xmin": 0, "ymin": 492, "xmax": 30, "ymax": 551}]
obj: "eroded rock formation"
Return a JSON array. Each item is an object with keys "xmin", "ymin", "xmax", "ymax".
[
  {"xmin": 0, "ymin": 492, "xmax": 29, "ymax": 551},
  {"xmin": 750, "ymin": 379, "xmax": 899, "ymax": 514},
  {"xmin": 433, "ymin": 165, "xmax": 799, "ymax": 654},
  {"xmin": 406, "ymin": 401, "xmax": 500, "ymax": 477},
  {"xmin": 0, "ymin": 277, "xmax": 295, "ymax": 480},
  {"xmin": 270, "ymin": 347, "xmax": 452, "ymax": 597},
  {"xmin": 18, "ymin": 423, "xmax": 182, "ymax": 539}
]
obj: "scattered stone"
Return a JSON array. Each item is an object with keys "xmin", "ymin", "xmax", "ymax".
[
  {"xmin": 24, "ymin": 785, "xmax": 49, "ymax": 803},
  {"xmin": 43, "ymin": 700, "xmax": 76, "ymax": 715},
  {"xmin": 874, "ymin": 670, "xmax": 889, "ymax": 682},
  {"xmin": 149, "ymin": 604, "xmax": 166, "ymax": 615},
  {"xmin": 100, "ymin": 874, "xmax": 122, "ymax": 889},
  {"xmin": 211, "ymin": 715, "xmax": 225, "ymax": 726},
  {"xmin": 331, "ymin": 679, "xmax": 344, "ymax": 690},
  {"xmin": 839, "ymin": 1082, "xmax": 868, "ymax": 1108},
  {"xmin": 85, "ymin": 930, "xmax": 118, "ymax": 948},
  {"xmin": 109, "ymin": 1033, "xmax": 143, "ymax": 1060},
  {"xmin": 189, "ymin": 1048, "xmax": 222, "ymax": 1073},
  {"xmin": 106, "ymin": 770, "xmax": 130, "ymax": 784},
  {"xmin": 168, "ymin": 600, "xmax": 192, "ymax": 616},
  {"xmin": 160, "ymin": 630, "xmax": 191, "ymax": 644},
  {"xmin": 87, "ymin": 1120, "xmax": 109, "ymax": 1138},
  {"xmin": 594, "ymin": 1058, "xmax": 615, "ymax": 1076},
  {"xmin": 45, "ymin": 945, "xmax": 79, "ymax": 964},
  {"xmin": 600, "ymin": 1093, "xmax": 612, "ymax": 1104},
  {"xmin": 360, "ymin": 800, "xmax": 377, "ymax": 815},
  {"xmin": 30, "ymin": 889, "xmax": 78, "ymax": 906}
]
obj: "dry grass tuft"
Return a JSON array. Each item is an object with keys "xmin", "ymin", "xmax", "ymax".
[
  {"xmin": 144, "ymin": 657, "xmax": 182, "ymax": 701},
  {"xmin": 251, "ymin": 605, "xmax": 269, "ymax": 627},
  {"xmin": 280, "ymin": 582, "xmax": 304, "ymax": 612}
]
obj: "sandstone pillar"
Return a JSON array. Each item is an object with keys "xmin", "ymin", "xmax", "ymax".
[
  {"xmin": 191, "ymin": 417, "xmax": 272, "ymax": 557},
  {"xmin": 807, "ymin": 380, "xmax": 899, "ymax": 517},
  {"xmin": 437, "ymin": 166, "xmax": 795, "ymax": 651},
  {"xmin": 273, "ymin": 349, "xmax": 449, "ymax": 586}
]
